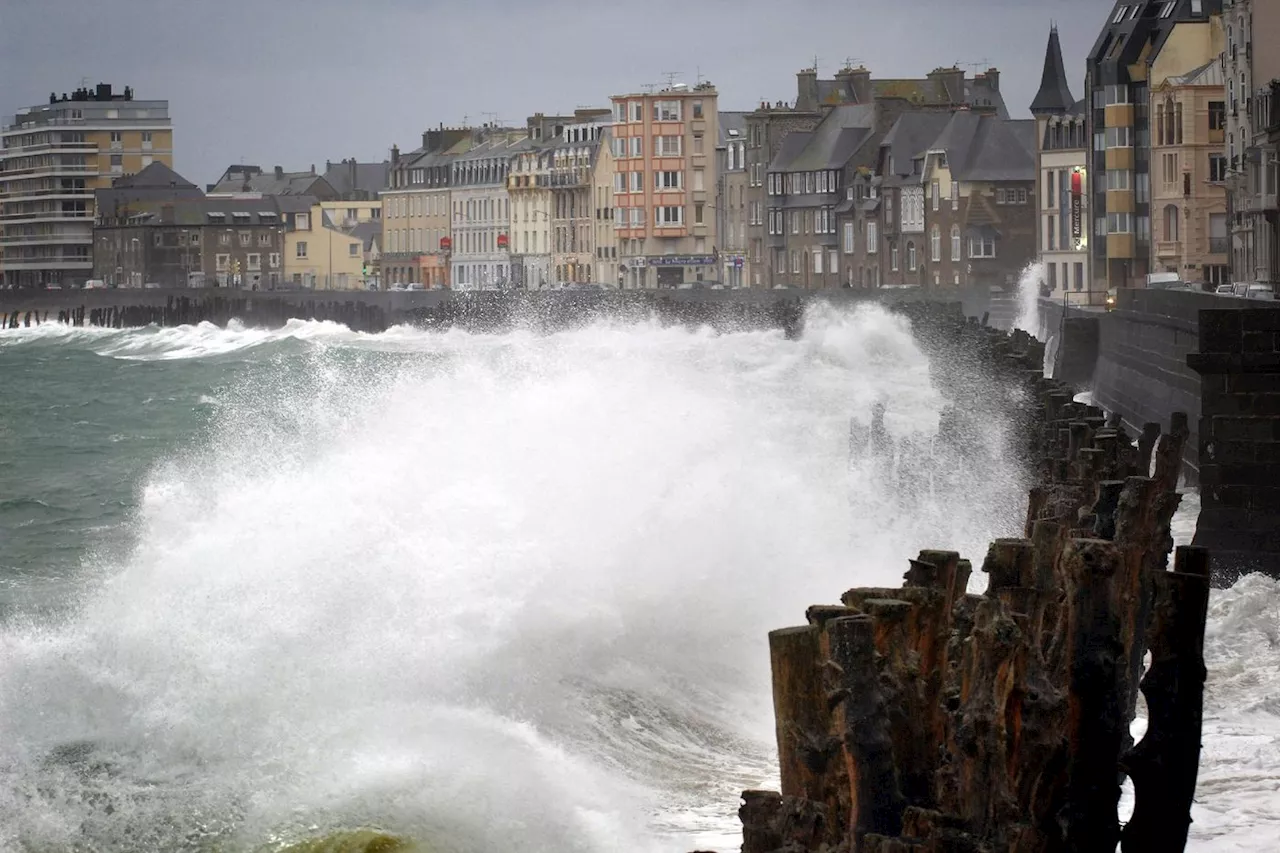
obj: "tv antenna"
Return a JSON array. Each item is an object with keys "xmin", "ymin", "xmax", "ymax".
[
  {"xmin": 641, "ymin": 83, "xmax": 657, "ymax": 94},
  {"xmin": 843, "ymin": 56, "xmax": 863, "ymax": 70},
  {"xmin": 661, "ymin": 71, "xmax": 682, "ymax": 87},
  {"xmin": 481, "ymin": 111, "xmax": 499, "ymax": 127},
  {"xmin": 811, "ymin": 55, "xmax": 822, "ymax": 73},
  {"xmin": 959, "ymin": 58, "xmax": 992, "ymax": 74}
]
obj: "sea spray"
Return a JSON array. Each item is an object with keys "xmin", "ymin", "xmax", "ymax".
[{"xmin": 1013, "ymin": 260, "xmax": 1046, "ymax": 340}]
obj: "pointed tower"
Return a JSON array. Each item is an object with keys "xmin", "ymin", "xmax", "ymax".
[{"xmin": 1030, "ymin": 26, "xmax": 1077, "ymax": 116}]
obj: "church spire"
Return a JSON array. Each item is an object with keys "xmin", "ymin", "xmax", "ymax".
[{"xmin": 1030, "ymin": 25, "xmax": 1077, "ymax": 116}]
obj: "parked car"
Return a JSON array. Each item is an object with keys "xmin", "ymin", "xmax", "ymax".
[
  {"xmin": 1245, "ymin": 283, "xmax": 1275, "ymax": 300},
  {"xmin": 1215, "ymin": 284, "xmax": 1235, "ymax": 295},
  {"xmin": 143, "ymin": 282, "xmax": 162, "ymax": 289},
  {"xmin": 84, "ymin": 279, "xmax": 107, "ymax": 289}
]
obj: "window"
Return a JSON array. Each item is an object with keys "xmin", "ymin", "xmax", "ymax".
[
  {"xmin": 1164, "ymin": 204, "xmax": 1180, "ymax": 241},
  {"xmin": 885, "ymin": 193, "xmax": 893, "ymax": 224},
  {"xmin": 930, "ymin": 225, "xmax": 940, "ymax": 261},
  {"xmin": 968, "ymin": 236, "xmax": 996, "ymax": 257},
  {"xmin": 630, "ymin": 171, "xmax": 643, "ymax": 192},
  {"xmin": 890, "ymin": 243, "xmax": 899, "ymax": 270},
  {"xmin": 1105, "ymin": 126, "xmax": 1133, "ymax": 147},
  {"xmin": 695, "ymin": 203, "xmax": 704, "ymax": 225},
  {"xmin": 614, "ymin": 172, "xmax": 625, "ymax": 193},
  {"xmin": 693, "ymin": 101, "xmax": 704, "ymax": 119},
  {"xmin": 1106, "ymin": 169, "xmax": 1132, "ymax": 190},
  {"xmin": 141, "ymin": 131, "xmax": 153, "ymax": 149},
  {"xmin": 258, "ymin": 232, "xmax": 271, "ymax": 246},
  {"xmin": 791, "ymin": 250, "xmax": 800, "ymax": 274},
  {"xmin": 693, "ymin": 134, "xmax": 703, "ymax": 155},
  {"xmin": 296, "ymin": 241, "xmax": 308, "ymax": 258},
  {"xmin": 215, "ymin": 253, "xmax": 230, "ymax": 271},
  {"xmin": 1175, "ymin": 102, "xmax": 1183, "ymax": 144},
  {"xmin": 656, "ymin": 136, "xmax": 681, "ymax": 156},
  {"xmin": 630, "ymin": 102, "xmax": 643, "ymax": 122},
  {"xmin": 109, "ymin": 131, "xmax": 122, "ymax": 147},
  {"xmin": 1048, "ymin": 214, "xmax": 1057, "ymax": 250},
  {"xmin": 996, "ymin": 188, "xmax": 1007, "ymax": 205},
  {"xmin": 1210, "ymin": 154, "xmax": 1227, "ymax": 182},
  {"xmin": 951, "ymin": 181, "xmax": 958, "ymax": 210},
  {"xmin": 630, "ymin": 137, "xmax": 643, "ymax": 157},
  {"xmin": 1105, "ymin": 84, "xmax": 1131, "ymax": 105},
  {"xmin": 153, "ymin": 231, "xmax": 163, "ymax": 247},
  {"xmin": 349, "ymin": 243, "xmax": 360, "ymax": 257},
  {"xmin": 844, "ymin": 222, "xmax": 855, "ymax": 253},
  {"xmin": 814, "ymin": 251, "xmax": 823, "ymax": 274},
  {"xmin": 950, "ymin": 225, "xmax": 961, "ymax": 261},
  {"xmin": 1209, "ymin": 101, "xmax": 1226, "ymax": 132},
  {"xmin": 1113, "ymin": 5, "xmax": 1128, "ymax": 23},
  {"xmin": 655, "ymin": 100, "xmax": 681, "ymax": 121},
  {"xmin": 655, "ymin": 205, "xmax": 683, "ymax": 226},
  {"xmin": 297, "ymin": 213, "xmax": 310, "ymax": 230},
  {"xmin": 693, "ymin": 169, "xmax": 704, "ymax": 191},
  {"xmin": 247, "ymin": 253, "xmax": 261, "ymax": 271},
  {"xmin": 1107, "ymin": 211, "xmax": 1133, "ymax": 233},
  {"xmin": 238, "ymin": 231, "xmax": 251, "ymax": 247},
  {"xmin": 269, "ymin": 252, "xmax": 280, "ymax": 268},
  {"xmin": 866, "ymin": 221, "xmax": 878, "ymax": 253},
  {"xmin": 829, "ymin": 250, "xmax": 838, "ymax": 276},
  {"xmin": 219, "ymin": 232, "xmax": 231, "ymax": 246},
  {"xmin": 110, "ymin": 153, "xmax": 123, "ymax": 172},
  {"xmin": 906, "ymin": 241, "xmax": 917, "ymax": 271},
  {"xmin": 613, "ymin": 137, "xmax": 626, "ymax": 158}
]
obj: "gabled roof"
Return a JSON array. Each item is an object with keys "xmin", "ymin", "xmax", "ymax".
[
  {"xmin": 209, "ymin": 166, "xmax": 334, "ymax": 197},
  {"xmin": 110, "ymin": 161, "xmax": 198, "ymax": 191},
  {"xmin": 879, "ymin": 112, "xmax": 954, "ymax": 184},
  {"xmin": 322, "ymin": 160, "xmax": 390, "ymax": 198},
  {"xmin": 926, "ymin": 113, "xmax": 1036, "ymax": 182},
  {"xmin": 780, "ymin": 104, "xmax": 876, "ymax": 172},
  {"xmin": 1031, "ymin": 26, "xmax": 1078, "ymax": 115},
  {"xmin": 1164, "ymin": 58, "xmax": 1224, "ymax": 87},
  {"xmin": 767, "ymin": 130, "xmax": 815, "ymax": 172},
  {"xmin": 348, "ymin": 220, "xmax": 381, "ymax": 250}
]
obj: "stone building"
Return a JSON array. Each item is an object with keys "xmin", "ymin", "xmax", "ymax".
[
  {"xmin": 610, "ymin": 82, "xmax": 720, "ymax": 289},
  {"xmin": 1085, "ymin": 0, "xmax": 1224, "ymax": 290},
  {"xmin": 549, "ymin": 116, "xmax": 612, "ymax": 287},
  {"xmin": 507, "ymin": 135, "xmax": 553, "ymax": 289},
  {"xmin": 745, "ymin": 64, "xmax": 1008, "ymax": 289},
  {"xmin": 382, "ymin": 127, "xmax": 471, "ymax": 288},
  {"xmin": 1151, "ymin": 60, "xmax": 1230, "ymax": 286},
  {"xmin": 1032, "ymin": 26, "xmax": 1094, "ymax": 303},
  {"xmin": 716, "ymin": 112, "xmax": 749, "ymax": 287},
  {"xmin": 93, "ymin": 161, "xmax": 285, "ymax": 288},
  {"xmin": 1223, "ymin": 0, "xmax": 1279, "ymax": 284},
  {"xmin": 2, "ymin": 83, "xmax": 173, "ymax": 289}
]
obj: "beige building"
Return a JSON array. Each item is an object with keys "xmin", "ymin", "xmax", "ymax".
[
  {"xmin": 551, "ymin": 116, "xmax": 613, "ymax": 286},
  {"xmin": 611, "ymin": 82, "xmax": 720, "ymax": 288},
  {"xmin": 1, "ymin": 83, "xmax": 172, "ymax": 288},
  {"xmin": 382, "ymin": 128, "xmax": 472, "ymax": 288},
  {"xmin": 508, "ymin": 133, "xmax": 553, "ymax": 289},
  {"xmin": 282, "ymin": 198, "xmax": 379, "ymax": 290},
  {"xmin": 1223, "ymin": 0, "xmax": 1279, "ymax": 283},
  {"xmin": 717, "ymin": 113, "xmax": 749, "ymax": 287},
  {"xmin": 1150, "ymin": 60, "xmax": 1229, "ymax": 286}
]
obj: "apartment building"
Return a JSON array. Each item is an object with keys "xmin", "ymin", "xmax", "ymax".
[
  {"xmin": 1151, "ymin": 60, "xmax": 1230, "ymax": 286},
  {"xmin": 1032, "ymin": 27, "xmax": 1094, "ymax": 302},
  {"xmin": 1223, "ymin": 0, "xmax": 1280, "ymax": 283},
  {"xmin": 508, "ymin": 120, "xmax": 554, "ymax": 289},
  {"xmin": 451, "ymin": 128, "xmax": 525, "ymax": 290},
  {"xmin": 1, "ymin": 83, "xmax": 172, "ymax": 289},
  {"xmin": 746, "ymin": 64, "xmax": 1009, "ymax": 289},
  {"xmin": 610, "ymin": 82, "xmax": 720, "ymax": 289},
  {"xmin": 549, "ymin": 116, "xmax": 612, "ymax": 286},
  {"xmin": 1086, "ymin": 0, "xmax": 1224, "ymax": 290},
  {"xmin": 281, "ymin": 199, "xmax": 375, "ymax": 290},
  {"xmin": 382, "ymin": 127, "xmax": 471, "ymax": 288},
  {"xmin": 716, "ymin": 112, "xmax": 749, "ymax": 287},
  {"xmin": 93, "ymin": 162, "xmax": 285, "ymax": 288}
]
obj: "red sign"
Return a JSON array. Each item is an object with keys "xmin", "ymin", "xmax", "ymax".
[
  {"xmin": 497, "ymin": 233, "xmax": 509, "ymax": 249},
  {"xmin": 1071, "ymin": 169, "xmax": 1082, "ymax": 196},
  {"xmin": 439, "ymin": 236, "xmax": 452, "ymax": 250}
]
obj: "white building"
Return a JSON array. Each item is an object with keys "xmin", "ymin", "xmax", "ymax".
[{"xmin": 451, "ymin": 131, "xmax": 524, "ymax": 290}]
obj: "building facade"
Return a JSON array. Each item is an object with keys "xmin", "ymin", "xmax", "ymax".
[
  {"xmin": 382, "ymin": 128, "xmax": 470, "ymax": 288},
  {"xmin": 610, "ymin": 82, "xmax": 720, "ymax": 288},
  {"xmin": 1086, "ymin": 0, "xmax": 1224, "ymax": 290},
  {"xmin": 717, "ymin": 113, "xmax": 749, "ymax": 287},
  {"xmin": 550, "ymin": 118, "xmax": 610, "ymax": 286},
  {"xmin": 451, "ymin": 129, "xmax": 523, "ymax": 290},
  {"xmin": 508, "ymin": 138, "xmax": 553, "ymax": 289},
  {"xmin": 1, "ymin": 84, "xmax": 172, "ymax": 289},
  {"xmin": 1223, "ymin": 0, "xmax": 1280, "ymax": 283},
  {"xmin": 282, "ymin": 199, "xmax": 375, "ymax": 290},
  {"xmin": 1031, "ymin": 27, "xmax": 1094, "ymax": 302},
  {"xmin": 93, "ymin": 163, "xmax": 285, "ymax": 289},
  {"xmin": 1151, "ymin": 60, "xmax": 1230, "ymax": 286}
]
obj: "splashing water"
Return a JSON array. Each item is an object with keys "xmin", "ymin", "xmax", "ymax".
[
  {"xmin": 1, "ymin": 305, "xmax": 1277, "ymax": 852},
  {"xmin": 1013, "ymin": 260, "xmax": 1045, "ymax": 341}
]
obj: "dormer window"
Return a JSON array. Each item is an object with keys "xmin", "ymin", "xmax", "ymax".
[{"xmin": 1113, "ymin": 5, "xmax": 1128, "ymax": 24}]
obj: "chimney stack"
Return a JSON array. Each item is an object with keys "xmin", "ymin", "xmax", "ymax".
[
  {"xmin": 796, "ymin": 68, "xmax": 819, "ymax": 112},
  {"xmin": 274, "ymin": 165, "xmax": 284, "ymax": 180}
]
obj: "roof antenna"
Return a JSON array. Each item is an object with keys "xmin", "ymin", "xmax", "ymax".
[{"xmin": 661, "ymin": 71, "xmax": 681, "ymax": 87}]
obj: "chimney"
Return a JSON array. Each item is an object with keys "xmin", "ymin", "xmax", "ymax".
[
  {"xmin": 310, "ymin": 164, "xmax": 316, "ymax": 175},
  {"xmin": 927, "ymin": 67, "xmax": 966, "ymax": 106},
  {"xmin": 796, "ymin": 67, "xmax": 819, "ymax": 112},
  {"xmin": 349, "ymin": 158, "xmax": 357, "ymax": 192},
  {"xmin": 390, "ymin": 145, "xmax": 400, "ymax": 166},
  {"xmin": 423, "ymin": 131, "xmax": 431, "ymax": 150},
  {"xmin": 274, "ymin": 165, "xmax": 284, "ymax": 180},
  {"xmin": 983, "ymin": 67, "xmax": 1000, "ymax": 91},
  {"xmin": 326, "ymin": 160, "xmax": 333, "ymax": 173},
  {"xmin": 841, "ymin": 66, "xmax": 873, "ymax": 105}
]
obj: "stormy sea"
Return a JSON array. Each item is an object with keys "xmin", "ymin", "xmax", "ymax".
[{"xmin": 0, "ymin": 303, "xmax": 1276, "ymax": 851}]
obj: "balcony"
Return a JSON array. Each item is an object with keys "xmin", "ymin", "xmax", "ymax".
[
  {"xmin": 0, "ymin": 209, "xmax": 93, "ymax": 223},
  {"xmin": 1209, "ymin": 236, "xmax": 1229, "ymax": 254},
  {"xmin": 0, "ymin": 163, "xmax": 98, "ymax": 179},
  {"xmin": 0, "ymin": 187, "xmax": 91, "ymax": 202},
  {"xmin": 0, "ymin": 256, "xmax": 92, "ymax": 270}
]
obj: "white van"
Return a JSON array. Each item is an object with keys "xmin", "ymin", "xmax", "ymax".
[{"xmin": 84, "ymin": 279, "xmax": 108, "ymax": 289}]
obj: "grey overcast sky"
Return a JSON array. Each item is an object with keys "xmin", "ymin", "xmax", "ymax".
[{"xmin": 1, "ymin": 0, "xmax": 1113, "ymax": 185}]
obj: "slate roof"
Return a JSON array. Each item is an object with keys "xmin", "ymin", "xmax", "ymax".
[
  {"xmin": 718, "ymin": 111, "xmax": 749, "ymax": 146},
  {"xmin": 322, "ymin": 160, "xmax": 390, "ymax": 198},
  {"xmin": 767, "ymin": 130, "xmax": 815, "ymax": 172},
  {"xmin": 348, "ymin": 220, "xmax": 381, "ymax": 250},
  {"xmin": 110, "ymin": 161, "xmax": 199, "ymax": 190},
  {"xmin": 273, "ymin": 194, "xmax": 317, "ymax": 214},
  {"xmin": 925, "ymin": 113, "xmax": 1037, "ymax": 182},
  {"xmin": 879, "ymin": 112, "xmax": 955, "ymax": 184},
  {"xmin": 810, "ymin": 70, "xmax": 1007, "ymax": 118},
  {"xmin": 1030, "ymin": 27, "xmax": 1078, "ymax": 115},
  {"xmin": 1166, "ymin": 59, "xmax": 1224, "ymax": 87},
  {"xmin": 209, "ymin": 166, "xmax": 333, "ymax": 197},
  {"xmin": 781, "ymin": 104, "xmax": 876, "ymax": 172}
]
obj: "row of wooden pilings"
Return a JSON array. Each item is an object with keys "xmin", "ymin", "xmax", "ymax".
[
  {"xmin": 2, "ymin": 295, "xmax": 392, "ymax": 332},
  {"xmin": 707, "ymin": 318, "xmax": 1208, "ymax": 853}
]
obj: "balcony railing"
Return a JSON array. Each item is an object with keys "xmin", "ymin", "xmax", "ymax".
[{"xmin": 1209, "ymin": 237, "xmax": 1229, "ymax": 254}]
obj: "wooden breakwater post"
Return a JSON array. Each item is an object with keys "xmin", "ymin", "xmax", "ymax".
[{"xmin": 718, "ymin": 325, "xmax": 1208, "ymax": 853}]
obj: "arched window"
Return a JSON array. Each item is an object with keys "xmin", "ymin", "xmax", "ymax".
[
  {"xmin": 1156, "ymin": 103, "xmax": 1165, "ymax": 145},
  {"xmin": 1164, "ymin": 204, "xmax": 1180, "ymax": 242},
  {"xmin": 930, "ymin": 225, "xmax": 941, "ymax": 262},
  {"xmin": 907, "ymin": 241, "xmax": 917, "ymax": 271},
  {"xmin": 951, "ymin": 225, "xmax": 961, "ymax": 261}
]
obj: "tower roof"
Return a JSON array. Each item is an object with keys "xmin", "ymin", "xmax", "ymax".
[{"xmin": 1030, "ymin": 26, "xmax": 1077, "ymax": 115}]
